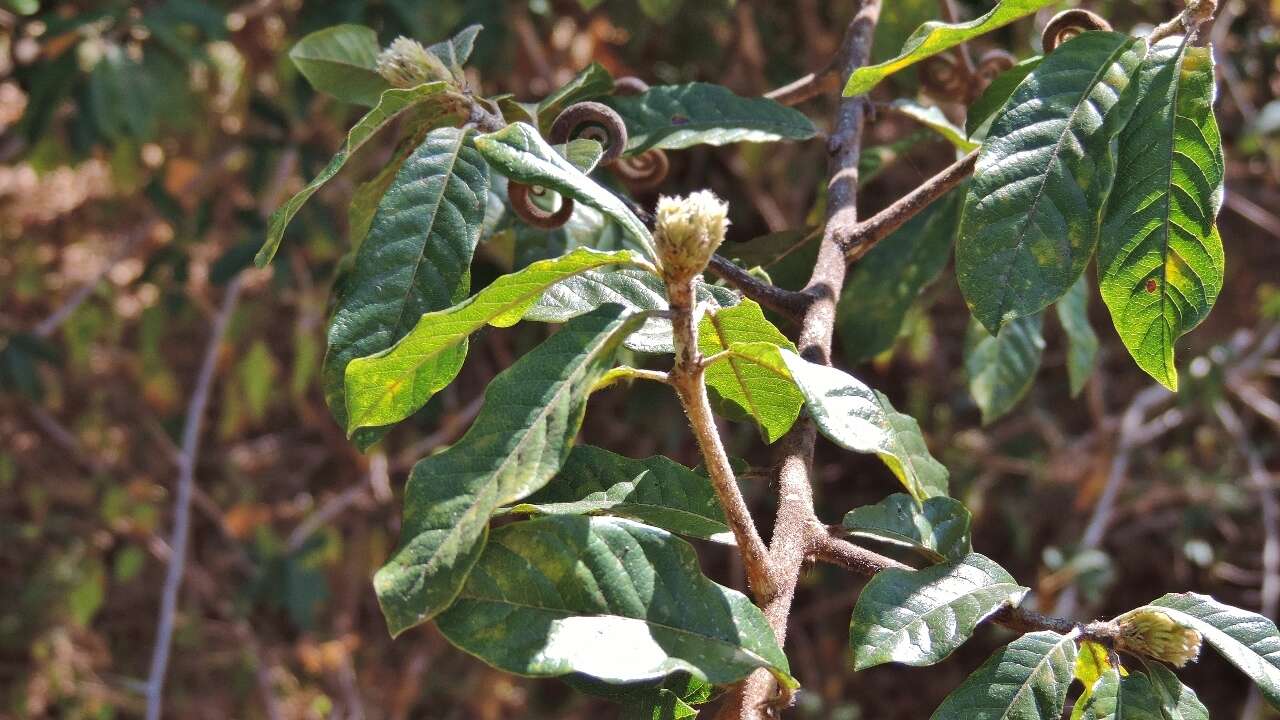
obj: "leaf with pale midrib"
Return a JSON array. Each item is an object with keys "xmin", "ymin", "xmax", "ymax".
[
  {"xmin": 964, "ymin": 314, "xmax": 1044, "ymax": 425},
  {"xmin": 930, "ymin": 631, "xmax": 1078, "ymax": 720},
  {"xmin": 605, "ymin": 83, "xmax": 816, "ymax": 153},
  {"xmin": 436, "ymin": 515, "xmax": 796, "ymax": 688},
  {"xmin": 321, "ymin": 127, "xmax": 489, "ymax": 449},
  {"xmin": 956, "ymin": 31, "xmax": 1145, "ymax": 334},
  {"xmin": 374, "ymin": 306, "xmax": 645, "ymax": 635},
  {"xmin": 505, "ymin": 445, "xmax": 731, "ymax": 542},
  {"xmin": 1098, "ymin": 39, "xmax": 1225, "ymax": 391},
  {"xmin": 849, "ymin": 553, "xmax": 1027, "ymax": 669}
]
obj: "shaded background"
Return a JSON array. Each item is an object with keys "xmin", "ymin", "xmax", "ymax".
[{"xmin": 2, "ymin": 0, "xmax": 1279, "ymax": 717}]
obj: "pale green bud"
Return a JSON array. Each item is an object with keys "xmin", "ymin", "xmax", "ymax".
[
  {"xmin": 376, "ymin": 37, "xmax": 451, "ymax": 88},
  {"xmin": 654, "ymin": 190, "xmax": 730, "ymax": 283},
  {"xmin": 1115, "ymin": 609, "xmax": 1202, "ymax": 667}
]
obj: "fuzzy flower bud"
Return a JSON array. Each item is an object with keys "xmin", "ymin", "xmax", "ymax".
[
  {"xmin": 1115, "ymin": 609, "xmax": 1203, "ymax": 667},
  {"xmin": 376, "ymin": 37, "xmax": 451, "ymax": 88},
  {"xmin": 654, "ymin": 190, "xmax": 730, "ymax": 284}
]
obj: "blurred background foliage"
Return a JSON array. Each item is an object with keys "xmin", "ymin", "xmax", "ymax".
[{"xmin": 1, "ymin": 0, "xmax": 1279, "ymax": 717}]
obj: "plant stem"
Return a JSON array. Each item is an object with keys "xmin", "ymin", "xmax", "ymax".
[
  {"xmin": 707, "ymin": 254, "xmax": 809, "ymax": 318},
  {"xmin": 666, "ymin": 276, "xmax": 774, "ymax": 599}
]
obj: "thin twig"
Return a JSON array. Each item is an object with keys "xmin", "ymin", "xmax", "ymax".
[
  {"xmin": 34, "ymin": 223, "xmax": 150, "ymax": 338},
  {"xmin": 144, "ymin": 275, "xmax": 244, "ymax": 720},
  {"xmin": 706, "ymin": 254, "xmax": 808, "ymax": 318},
  {"xmin": 764, "ymin": 66, "xmax": 840, "ymax": 107}
]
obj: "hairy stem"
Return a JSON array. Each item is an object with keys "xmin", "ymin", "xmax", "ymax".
[{"xmin": 666, "ymin": 276, "xmax": 774, "ymax": 599}]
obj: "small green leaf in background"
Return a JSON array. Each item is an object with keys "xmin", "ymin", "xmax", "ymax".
[
  {"xmin": 475, "ymin": 122, "xmax": 655, "ymax": 258},
  {"xmin": 321, "ymin": 127, "xmax": 489, "ymax": 448},
  {"xmin": 719, "ymin": 342, "xmax": 949, "ymax": 500},
  {"xmin": 1141, "ymin": 660, "xmax": 1209, "ymax": 719},
  {"xmin": 86, "ymin": 46, "xmax": 155, "ymax": 143},
  {"xmin": 838, "ymin": 187, "xmax": 963, "ymax": 363},
  {"xmin": 566, "ymin": 672, "xmax": 711, "ymax": 720},
  {"xmin": 849, "ymin": 553, "xmax": 1028, "ymax": 669},
  {"xmin": 1099, "ymin": 39, "xmax": 1225, "ymax": 391},
  {"xmin": 289, "ymin": 24, "xmax": 391, "ymax": 106},
  {"xmin": 374, "ymin": 306, "xmax": 644, "ymax": 635},
  {"xmin": 842, "ymin": 493, "xmax": 971, "ymax": 563},
  {"xmin": 844, "ymin": 0, "xmax": 1057, "ymax": 96},
  {"xmin": 343, "ymin": 248, "xmax": 640, "ymax": 433},
  {"xmin": 1138, "ymin": 592, "xmax": 1280, "ymax": 708},
  {"xmin": 964, "ymin": 313, "xmax": 1044, "ymax": 425},
  {"xmin": 527, "ymin": 269, "xmax": 738, "ymax": 353},
  {"xmin": 930, "ymin": 631, "xmax": 1078, "ymax": 720},
  {"xmin": 537, "ymin": 62, "xmax": 615, "ymax": 123},
  {"xmin": 505, "ymin": 445, "xmax": 732, "ymax": 543},
  {"xmin": 426, "ymin": 24, "xmax": 482, "ymax": 84},
  {"xmin": 257, "ymin": 81, "xmax": 453, "ymax": 266},
  {"xmin": 956, "ymin": 32, "xmax": 1145, "ymax": 334},
  {"xmin": 1055, "ymin": 276, "xmax": 1098, "ymax": 397},
  {"xmin": 435, "ymin": 515, "xmax": 796, "ymax": 687},
  {"xmin": 698, "ymin": 300, "xmax": 804, "ymax": 444},
  {"xmin": 889, "ymin": 100, "xmax": 978, "ymax": 151},
  {"xmin": 605, "ymin": 83, "xmax": 816, "ymax": 154},
  {"xmin": 966, "ymin": 56, "xmax": 1042, "ymax": 139}
]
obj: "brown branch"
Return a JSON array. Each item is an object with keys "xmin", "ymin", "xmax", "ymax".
[
  {"xmin": 707, "ymin": 254, "xmax": 809, "ymax": 318},
  {"xmin": 1149, "ymin": 0, "xmax": 1217, "ymax": 44},
  {"xmin": 765, "ymin": 66, "xmax": 840, "ymax": 107},
  {"xmin": 841, "ymin": 150, "xmax": 977, "ymax": 262}
]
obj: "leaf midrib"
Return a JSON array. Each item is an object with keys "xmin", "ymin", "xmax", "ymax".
[{"xmin": 1154, "ymin": 40, "xmax": 1190, "ymax": 379}]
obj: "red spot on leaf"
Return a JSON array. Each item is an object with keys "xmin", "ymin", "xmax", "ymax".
[
  {"xmin": 1146, "ymin": 278, "xmax": 1158, "ymax": 293},
  {"xmin": 671, "ymin": 114, "xmax": 690, "ymax": 125}
]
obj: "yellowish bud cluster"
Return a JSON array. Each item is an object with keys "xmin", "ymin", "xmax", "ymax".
[
  {"xmin": 654, "ymin": 190, "xmax": 730, "ymax": 284},
  {"xmin": 1115, "ymin": 609, "xmax": 1203, "ymax": 667},
  {"xmin": 376, "ymin": 37, "xmax": 451, "ymax": 88}
]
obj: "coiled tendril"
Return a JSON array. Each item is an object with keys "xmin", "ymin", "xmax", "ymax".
[
  {"xmin": 507, "ymin": 181, "xmax": 575, "ymax": 229},
  {"xmin": 549, "ymin": 101, "xmax": 629, "ymax": 165},
  {"xmin": 1042, "ymin": 9, "xmax": 1112, "ymax": 53}
]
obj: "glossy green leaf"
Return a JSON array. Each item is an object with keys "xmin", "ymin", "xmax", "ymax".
[
  {"xmin": 844, "ymin": 0, "xmax": 1056, "ymax": 96},
  {"xmin": 850, "ymin": 553, "xmax": 1028, "ymax": 669},
  {"xmin": 1141, "ymin": 661, "xmax": 1209, "ymax": 720},
  {"xmin": 1135, "ymin": 592, "xmax": 1280, "ymax": 708},
  {"xmin": 538, "ymin": 62, "xmax": 615, "ymax": 121},
  {"xmin": 966, "ymin": 56, "xmax": 1042, "ymax": 139},
  {"xmin": 560, "ymin": 138, "xmax": 605, "ymax": 174},
  {"xmin": 343, "ymin": 248, "xmax": 641, "ymax": 433},
  {"xmin": 964, "ymin": 314, "xmax": 1044, "ymax": 425},
  {"xmin": 374, "ymin": 306, "xmax": 645, "ymax": 635},
  {"xmin": 435, "ymin": 515, "xmax": 796, "ymax": 687},
  {"xmin": 1073, "ymin": 668, "xmax": 1121, "ymax": 720},
  {"xmin": 288, "ymin": 24, "xmax": 391, "ymax": 106},
  {"xmin": 475, "ymin": 122, "xmax": 655, "ymax": 257},
  {"xmin": 957, "ymin": 32, "xmax": 1145, "ymax": 334},
  {"xmin": 720, "ymin": 342, "xmax": 949, "ymax": 500},
  {"xmin": 506, "ymin": 445, "xmax": 731, "ymax": 542},
  {"xmin": 1055, "ymin": 276, "xmax": 1098, "ymax": 397},
  {"xmin": 842, "ymin": 493, "xmax": 971, "ymax": 563},
  {"xmin": 322, "ymin": 127, "xmax": 489, "ymax": 448},
  {"xmin": 605, "ymin": 83, "xmax": 816, "ymax": 154},
  {"xmin": 890, "ymin": 99, "xmax": 978, "ymax": 151},
  {"xmin": 698, "ymin": 300, "xmax": 803, "ymax": 444},
  {"xmin": 930, "ymin": 631, "xmax": 1078, "ymax": 720},
  {"xmin": 257, "ymin": 82, "xmax": 453, "ymax": 266},
  {"xmin": 838, "ymin": 187, "xmax": 962, "ymax": 363},
  {"xmin": 527, "ymin": 269, "xmax": 738, "ymax": 353},
  {"xmin": 1098, "ymin": 39, "xmax": 1225, "ymax": 391}
]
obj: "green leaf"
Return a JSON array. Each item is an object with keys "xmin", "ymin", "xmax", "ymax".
[
  {"xmin": 849, "ymin": 553, "xmax": 1028, "ymax": 669},
  {"xmin": 842, "ymin": 494, "xmax": 971, "ymax": 563},
  {"xmin": 698, "ymin": 300, "xmax": 804, "ymax": 444},
  {"xmin": 373, "ymin": 306, "xmax": 645, "ymax": 635},
  {"xmin": 537, "ymin": 62, "xmax": 615, "ymax": 121},
  {"xmin": 966, "ymin": 56, "xmax": 1042, "ymax": 139},
  {"xmin": 964, "ymin": 314, "xmax": 1044, "ymax": 425},
  {"xmin": 956, "ymin": 32, "xmax": 1145, "ymax": 334},
  {"xmin": 930, "ymin": 631, "xmax": 1078, "ymax": 720},
  {"xmin": 426, "ymin": 24, "xmax": 482, "ymax": 84},
  {"xmin": 838, "ymin": 187, "xmax": 962, "ymax": 363},
  {"xmin": 565, "ymin": 673, "xmax": 711, "ymax": 720},
  {"xmin": 844, "ymin": 0, "xmax": 1057, "ymax": 96},
  {"xmin": 890, "ymin": 99, "xmax": 979, "ymax": 151},
  {"xmin": 289, "ymin": 24, "xmax": 391, "ymax": 106},
  {"xmin": 435, "ymin": 515, "xmax": 796, "ymax": 687},
  {"xmin": 1141, "ymin": 661, "xmax": 1209, "ymax": 720},
  {"xmin": 720, "ymin": 342, "xmax": 949, "ymax": 500},
  {"xmin": 343, "ymin": 248, "xmax": 641, "ymax": 433},
  {"xmin": 506, "ymin": 445, "xmax": 731, "ymax": 542},
  {"xmin": 560, "ymin": 138, "xmax": 605, "ymax": 174},
  {"xmin": 475, "ymin": 122, "xmax": 655, "ymax": 258},
  {"xmin": 605, "ymin": 83, "xmax": 816, "ymax": 154},
  {"xmin": 1073, "ymin": 668, "xmax": 1121, "ymax": 720},
  {"xmin": 256, "ymin": 82, "xmax": 454, "ymax": 266},
  {"xmin": 1139, "ymin": 592, "xmax": 1280, "ymax": 708},
  {"xmin": 1055, "ymin": 276, "xmax": 1098, "ymax": 397},
  {"xmin": 86, "ymin": 46, "xmax": 154, "ymax": 142},
  {"xmin": 1098, "ymin": 39, "xmax": 1225, "ymax": 391},
  {"xmin": 526, "ymin": 269, "xmax": 738, "ymax": 353},
  {"xmin": 321, "ymin": 127, "xmax": 489, "ymax": 448}
]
